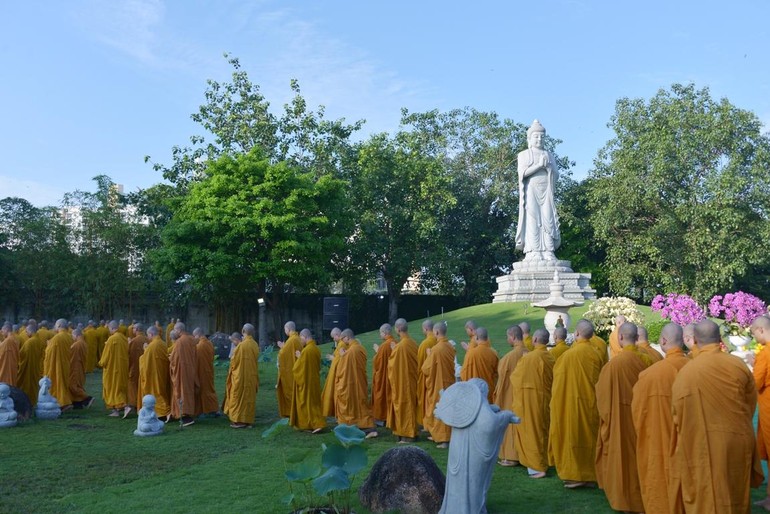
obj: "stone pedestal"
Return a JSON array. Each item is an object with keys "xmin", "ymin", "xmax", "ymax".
[{"xmin": 492, "ymin": 259, "xmax": 595, "ymax": 303}]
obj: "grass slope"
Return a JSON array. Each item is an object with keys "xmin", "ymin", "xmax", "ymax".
[{"xmin": 1, "ymin": 302, "xmax": 765, "ymax": 513}]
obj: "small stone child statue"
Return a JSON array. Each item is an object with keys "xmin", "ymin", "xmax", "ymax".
[
  {"xmin": 134, "ymin": 395, "xmax": 164, "ymax": 437},
  {"xmin": 35, "ymin": 376, "xmax": 61, "ymax": 420},
  {"xmin": 0, "ymin": 383, "xmax": 18, "ymax": 427}
]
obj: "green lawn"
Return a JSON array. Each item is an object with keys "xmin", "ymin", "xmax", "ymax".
[{"xmin": 1, "ymin": 302, "xmax": 766, "ymax": 513}]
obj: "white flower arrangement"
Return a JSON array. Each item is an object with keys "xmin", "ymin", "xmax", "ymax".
[{"xmin": 584, "ymin": 296, "xmax": 644, "ymax": 336}]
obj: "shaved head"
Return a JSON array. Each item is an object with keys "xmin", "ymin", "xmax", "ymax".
[
  {"xmin": 518, "ymin": 321, "xmax": 531, "ymax": 334},
  {"xmin": 575, "ymin": 319, "xmax": 595, "ymax": 339},
  {"xmin": 694, "ymin": 320, "xmax": 721, "ymax": 346},
  {"xmin": 300, "ymin": 328, "xmax": 312, "ymax": 339},
  {"xmin": 533, "ymin": 328, "xmax": 550, "ymax": 345},
  {"xmin": 751, "ymin": 316, "xmax": 770, "ymax": 345},
  {"xmin": 341, "ymin": 328, "xmax": 355, "ymax": 339},
  {"xmin": 380, "ymin": 324, "xmax": 392, "ymax": 337},
  {"xmin": 465, "ymin": 320, "xmax": 477, "ymax": 330},
  {"xmin": 394, "ymin": 318, "xmax": 408, "ymax": 333},
  {"xmin": 422, "ymin": 319, "xmax": 434, "ymax": 332},
  {"xmin": 554, "ymin": 327, "xmax": 567, "ymax": 342},
  {"xmin": 330, "ymin": 327, "xmax": 342, "ymax": 339},
  {"xmin": 637, "ymin": 326, "xmax": 648, "ymax": 342},
  {"xmin": 476, "ymin": 327, "xmax": 489, "ymax": 341},
  {"xmin": 434, "ymin": 322, "xmax": 447, "ymax": 336},
  {"xmin": 174, "ymin": 322, "xmax": 186, "ymax": 333},
  {"xmin": 193, "ymin": 327, "xmax": 204, "ymax": 337},
  {"xmin": 659, "ymin": 323, "xmax": 684, "ymax": 351},
  {"xmin": 242, "ymin": 323, "xmax": 255, "ymax": 336},
  {"xmin": 618, "ymin": 322, "xmax": 638, "ymax": 347},
  {"xmin": 147, "ymin": 326, "xmax": 159, "ymax": 337}
]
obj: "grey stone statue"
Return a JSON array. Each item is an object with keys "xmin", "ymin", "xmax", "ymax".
[
  {"xmin": 134, "ymin": 394, "xmax": 164, "ymax": 436},
  {"xmin": 515, "ymin": 119, "xmax": 560, "ymax": 262},
  {"xmin": 35, "ymin": 376, "xmax": 61, "ymax": 420},
  {"xmin": 0, "ymin": 383, "xmax": 18, "ymax": 427},
  {"xmin": 435, "ymin": 378, "xmax": 520, "ymax": 514}
]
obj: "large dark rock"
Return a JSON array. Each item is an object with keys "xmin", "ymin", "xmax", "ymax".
[
  {"xmin": 359, "ymin": 445, "xmax": 445, "ymax": 514},
  {"xmin": 8, "ymin": 386, "xmax": 33, "ymax": 421}
]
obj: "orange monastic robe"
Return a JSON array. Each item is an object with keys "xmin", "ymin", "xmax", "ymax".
[
  {"xmin": 590, "ymin": 334, "xmax": 609, "ymax": 366},
  {"xmin": 756, "ymin": 347, "xmax": 770, "ymax": 500},
  {"xmin": 223, "ymin": 335, "xmax": 260, "ymax": 424},
  {"xmin": 386, "ymin": 334, "xmax": 419, "ymax": 438},
  {"xmin": 421, "ymin": 337, "xmax": 455, "ymax": 443},
  {"xmin": 608, "ymin": 329, "xmax": 621, "ymax": 359},
  {"xmin": 416, "ymin": 333, "xmax": 437, "ymax": 426},
  {"xmin": 631, "ymin": 347, "xmax": 689, "ymax": 514},
  {"xmin": 523, "ymin": 335, "xmax": 534, "ymax": 352},
  {"xmin": 138, "ymin": 335, "xmax": 171, "ymax": 415},
  {"xmin": 83, "ymin": 327, "xmax": 99, "ymax": 373},
  {"xmin": 334, "ymin": 339, "xmax": 374, "ymax": 429},
  {"xmin": 511, "ymin": 345, "xmax": 555, "ymax": 472},
  {"xmin": 637, "ymin": 341, "xmax": 663, "ymax": 364},
  {"xmin": 118, "ymin": 323, "xmax": 128, "ymax": 336},
  {"xmin": 276, "ymin": 331, "xmax": 302, "ymax": 417},
  {"xmin": 44, "ymin": 331, "xmax": 73, "ymax": 407},
  {"xmin": 371, "ymin": 335, "xmax": 394, "ymax": 421},
  {"xmin": 290, "ymin": 339, "xmax": 325, "ymax": 430},
  {"xmin": 195, "ymin": 336, "xmax": 219, "ymax": 415},
  {"xmin": 548, "ymin": 337, "xmax": 603, "ymax": 482},
  {"xmin": 595, "ymin": 346, "xmax": 647, "ymax": 512},
  {"xmin": 549, "ymin": 340, "xmax": 570, "ymax": 361},
  {"xmin": 460, "ymin": 341, "xmax": 498, "ymax": 403},
  {"xmin": 670, "ymin": 344, "xmax": 763, "ymax": 514},
  {"xmin": 99, "ymin": 332, "xmax": 129, "ymax": 410},
  {"xmin": 69, "ymin": 335, "xmax": 89, "ymax": 402},
  {"xmin": 96, "ymin": 325, "xmax": 109, "ymax": 361},
  {"xmin": 127, "ymin": 334, "xmax": 146, "ymax": 408},
  {"xmin": 0, "ymin": 333, "xmax": 19, "ymax": 385},
  {"xmin": 494, "ymin": 344, "xmax": 526, "ymax": 462},
  {"xmin": 169, "ymin": 333, "xmax": 198, "ymax": 418},
  {"xmin": 321, "ymin": 339, "xmax": 347, "ymax": 417},
  {"xmin": 165, "ymin": 323, "xmax": 174, "ymax": 346},
  {"xmin": 18, "ymin": 334, "xmax": 44, "ymax": 406}
]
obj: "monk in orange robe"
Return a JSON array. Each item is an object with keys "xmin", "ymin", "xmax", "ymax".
[
  {"xmin": 607, "ymin": 315, "xmax": 625, "ymax": 359},
  {"xmin": 0, "ymin": 323, "xmax": 19, "ymax": 386},
  {"xmin": 460, "ymin": 327, "xmax": 498, "ymax": 403},
  {"xmin": 416, "ymin": 319, "xmax": 437, "ymax": 428},
  {"xmin": 193, "ymin": 328, "xmax": 219, "ymax": 416},
  {"xmin": 96, "ymin": 321, "xmax": 109, "ymax": 361},
  {"xmin": 276, "ymin": 321, "xmax": 302, "ymax": 417},
  {"xmin": 511, "ymin": 328, "xmax": 554, "ymax": 478},
  {"xmin": 386, "ymin": 319, "xmax": 419, "ymax": 441},
  {"xmin": 68, "ymin": 328, "xmax": 94, "ymax": 409},
  {"xmin": 520, "ymin": 321, "xmax": 534, "ymax": 352},
  {"xmin": 169, "ymin": 322, "xmax": 198, "ymax": 425},
  {"xmin": 549, "ymin": 326, "xmax": 570, "ymax": 361},
  {"xmin": 321, "ymin": 327, "xmax": 346, "ymax": 417},
  {"xmin": 83, "ymin": 321, "xmax": 99, "ymax": 372},
  {"xmin": 460, "ymin": 320, "xmax": 478, "ymax": 357},
  {"xmin": 682, "ymin": 323, "xmax": 700, "ymax": 359},
  {"xmin": 165, "ymin": 318, "xmax": 175, "ymax": 346},
  {"xmin": 670, "ymin": 319, "xmax": 763, "ymax": 514},
  {"xmin": 589, "ymin": 333, "xmax": 609, "ymax": 367},
  {"xmin": 223, "ymin": 323, "xmax": 260, "ymax": 428},
  {"xmin": 371, "ymin": 323, "xmax": 395, "ymax": 423},
  {"xmin": 126, "ymin": 324, "xmax": 147, "ymax": 414},
  {"xmin": 548, "ymin": 319, "xmax": 603, "ymax": 488},
  {"xmin": 334, "ymin": 329, "xmax": 375, "ymax": 432},
  {"xmin": 44, "ymin": 319, "xmax": 73, "ymax": 409},
  {"xmin": 18, "ymin": 325, "xmax": 44, "ymax": 406},
  {"xmin": 138, "ymin": 326, "xmax": 171, "ymax": 416},
  {"xmin": 750, "ymin": 316, "xmax": 770, "ymax": 511},
  {"xmin": 631, "ymin": 322, "xmax": 689, "ymax": 514},
  {"xmin": 289, "ymin": 329, "xmax": 325, "ymax": 432},
  {"xmin": 636, "ymin": 326, "xmax": 663, "ymax": 364},
  {"xmin": 421, "ymin": 321, "xmax": 455, "ymax": 447},
  {"xmin": 495, "ymin": 325, "xmax": 526, "ymax": 466},
  {"xmin": 595, "ymin": 322, "xmax": 647, "ymax": 512},
  {"xmin": 99, "ymin": 321, "xmax": 129, "ymax": 417}
]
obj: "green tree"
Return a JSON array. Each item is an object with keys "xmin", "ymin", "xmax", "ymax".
[
  {"xmin": 588, "ymin": 83, "xmax": 770, "ymax": 302},
  {"xmin": 150, "ymin": 149, "xmax": 348, "ymax": 330}
]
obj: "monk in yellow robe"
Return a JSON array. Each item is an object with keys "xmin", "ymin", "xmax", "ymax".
[
  {"xmin": 96, "ymin": 321, "xmax": 109, "ymax": 361},
  {"xmin": 549, "ymin": 326, "xmax": 570, "ymax": 361},
  {"xmin": 223, "ymin": 323, "xmax": 260, "ymax": 428},
  {"xmin": 520, "ymin": 321, "xmax": 534, "ymax": 352},
  {"xmin": 44, "ymin": 320, "xmax": 73, "ymax": 409},
  {"xmin": 165, "ymin": 318, "xmax": 175, "ymax": 346},
  {"xmin": 495, "ymin": 325, "xmax": 526, "ymax": 466},
  {"xmin": 0, "ymin": 323, "xmax": 19, "ymax": 385},
  {"xmin": 607, "ymin": 315, "xmax": 625, "ymax": 359},
  {"xmin": 460, "ymin": 327, "xmax": 498, "ymax": 403},
  {"xmin": 118, "ymin": 320, "xmax": 128, "ymax": 336},
  {"xmin": 276, "ymin": 321, "xmax": 302, "ymax": 417},
  {"xmin": 421, "ymin": 321, "xmax": 455, "ymax": 447},
  {"xmin": 18, "ymin": 326, "xmax": 44, "ymax": 406},
  {"xmin": 169, "ymin": 322, "xmax": 198, "ymax": 425},
  {"xmin": 68, "ymin": 329, "xmax": 94, "ymax": 409},
  {"xmin": 636, "ymin": 326, "xmax": 663, "ymax": 364},
  {"xmin": 631, "ymin": 323, "xmax": 689, "ymax": 514},
  {"xmin": 416, "ymin": 320, "xmax": 437, "ymax": 428},
  {"xmin": 138, "ymin": 326, "xmax": 171, "ymax": 416},
  {"xmin": 194, "ymin": 328, "xmax": 219, "ymax": 416},
  {"xmin": 99, "ymin": 321, "xmax": 129, "ymax": 417},
  {"xmin": 321, "ymin": 327, "xmax": 346, "ymax": 417},
  {"xmin": 548, "ymin": 319, "xmax": 603, "ymax": 488},
  {"xmin": 595, "ymin": 322, "xmax": 647, "ymax": 512},
  {"xmin": 386, "ymin": 319, "xmax": 419, "ymax": 441},
  {"xmin": 750, "ymin": 316, "xmax": 770, "ymax": 511},
  {"xmin": 511, "ymin": 328, "xmax": 555, "ymax": 478},
  {"xmin": 334, "ymin": 329, "xmax": 375, "ymax": 431},
  {"xmin": 670, "ymin": 319, "xmax": 763, "ymax": 514},
  {"xmin": 371, "ymin": 323, "xmax": 395, "ymax": 423},
  {"xmin": 83, "ymin": 321, "xmax": 99, "ymax": 372},
  {"xmin": 589, "ymin": 333, "xmax": 609, "ymax": 367},
  {"xmin": 289, "ymin": 329, "xmax": 325, "ymax": 432},
  {"xmin": 127, "ymin": 321, "xmax": 136, "ymax": 339},
  {"xmin": 126, "ymin": 324, "xmax": 147, "ymax": 414}
]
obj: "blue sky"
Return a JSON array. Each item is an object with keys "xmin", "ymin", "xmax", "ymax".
[{"xmin": 2, "ymin": 1, "xmax": 769, "ymax": 207}]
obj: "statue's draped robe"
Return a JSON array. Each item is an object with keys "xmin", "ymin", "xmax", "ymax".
[
  {"xmin": 334, "ymin": 340, "xmax": 374, "ymax": 429},
  {"xmin": 421, "ymin": 337, "xmax": 455, "ymax": 443},
  {"xmin": 514, "ymin": 146, "xmax": 560, "ymax": 254},
  {"xmin": 223, "ymin": 335, "xmax": 260, "ymax": 424},
  {"xmin": 386, "ymin": 334, "xmax": 418, "ymax": 438},
  {"xmin": 99, "ymin": 332, "xmax": 129, "ymax": 409},
  {"xmin": 195, "ymin": 336, "xmax": 219, "ymax": 415},
  {"xmin": 494, "ymin": 344, "xmax": 526, "ymax": 462},
  {"xmin": 511, "ymin": 345, "xmax": 554, "ymax": 472},
  {"xmin": 289, "ymin": 339, "xmax": 325, "ymax": 430},
  {"xmin": 276, "ymin": 331, "xmax": 302, "ymax": 417},
  {"xmin": 138, "ymin": 336, "xmax": 171, "ymax": 415},
  {"xmin": 45, "ymin": 331, "xmax": 73, "ymax": 407},
  {"xmin": 371, "ymin": 335, "xmax": 395, "ymax": 421},
  {"xmin": 460, "ymin": 342, "xmax": 498, "ymax": 404},
  {"xmin": 169, "ymin": 333, "xmax": 198, "ymax": 418},
  {"xmin": 670, "ymin": 344, "xmax": 763, "ymax": 514}
]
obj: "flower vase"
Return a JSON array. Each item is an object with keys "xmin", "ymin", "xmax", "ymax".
[{"xmin": 728, "ymin": 335, "xmax": 753, "ymax": 369}]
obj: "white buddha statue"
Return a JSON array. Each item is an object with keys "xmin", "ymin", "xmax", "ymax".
[{"xmin": 0, "ymin": 383, "xmax": 18, "ymax": 427}]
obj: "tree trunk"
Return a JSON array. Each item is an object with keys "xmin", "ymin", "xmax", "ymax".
[{"xmin": 387, "ymin": 284, "xmax": 400, "ymax": 325}]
